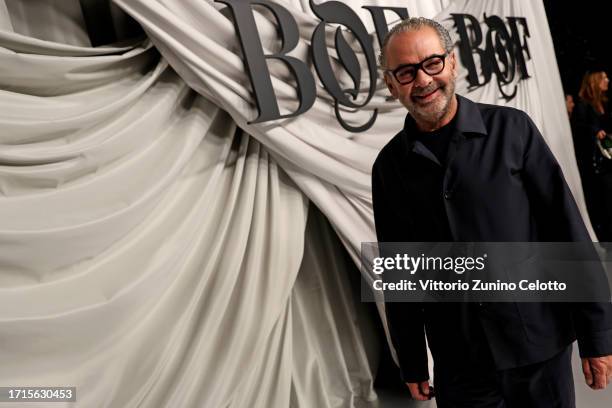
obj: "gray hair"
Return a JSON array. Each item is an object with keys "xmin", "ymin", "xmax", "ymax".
[{"xmin": 379, "ymin": 17, "xmax": 454, "ymax": 69}]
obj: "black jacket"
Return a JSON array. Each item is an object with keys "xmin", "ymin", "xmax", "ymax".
[{"xmin": 371, "ymin": 94, "xmax": 612, "ymax": 382}]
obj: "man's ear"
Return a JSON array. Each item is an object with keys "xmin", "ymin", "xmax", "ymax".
[
  {"xmin": 384, "ymin": 72, "xmax": 399, "ymax": 99},
  {"xmin": 449, "ymin": 51, "xmax": 458, "ymax": 77}
]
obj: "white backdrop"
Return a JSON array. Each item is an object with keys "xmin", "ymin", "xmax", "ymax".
[{"xmin": 0, "ymin": 1, "xmax": 591, "ymax": 407}]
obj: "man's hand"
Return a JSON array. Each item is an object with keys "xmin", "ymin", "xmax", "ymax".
[
  {"xmin": 406, "ymin": 381, "xmax": 433, "ymax": 400},
  {"xmin": 581, "ymin": 355, "xmax": 612, "ymax": 390}
]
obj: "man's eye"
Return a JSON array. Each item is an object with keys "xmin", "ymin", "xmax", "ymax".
[
  {"xmin": 424, "ymin": 59, "xmax": 443, "ymax": 70},
  {"xmin": 396, "ymin": 67, "xmax": 415, "ymax": 78}
]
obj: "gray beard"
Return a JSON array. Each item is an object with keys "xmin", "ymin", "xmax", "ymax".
[{"xmin": 409, "ymin": 81, "xmax": 455, "ymax": 126}]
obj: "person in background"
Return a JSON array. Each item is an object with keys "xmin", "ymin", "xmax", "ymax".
[
  {"xmin": 566, "ymin": 93, "xmax": 575, "ymax": 117},
  {"xmin": 571, "ymin": 70, "xmax": 612, "ymax": 241}
]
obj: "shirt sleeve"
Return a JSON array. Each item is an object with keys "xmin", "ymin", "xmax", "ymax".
[
  {"xmin": 372, "ymin": 159, "xmax": 430, "ymax": 383},
  {"xmin": 519, "ymin": 112, "xmax": 612, "ymax": 358}
]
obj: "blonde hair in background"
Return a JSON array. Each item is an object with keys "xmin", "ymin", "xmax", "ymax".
[{"xmin": 579, "ymin": 71, "xmax": 608, "ymax": 114}]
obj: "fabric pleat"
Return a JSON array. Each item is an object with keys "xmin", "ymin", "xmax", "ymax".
[{"xmin": 0, "ymin": 3, "xmax": 380, "ymax": 406}]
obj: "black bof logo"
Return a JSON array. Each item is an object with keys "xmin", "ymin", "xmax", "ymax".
[
  {"xmin": 451, "ymin": 13, "xmax": 531, "ymax": 101},
  {"xmin": 216, "ymin": 0, "xmax": 408, "ymax": 132},
  {"xmin": 217, "ymin": 2, "xmax": 533, "ymax": 131}
]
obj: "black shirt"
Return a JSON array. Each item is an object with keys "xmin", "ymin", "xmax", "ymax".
[
  {"xmin": 410, "ymin": 112, "xmax": 458, "ymax": 242},
  {"xmin": 414, "ymin": 113, "xmax": 457, "ymax": 166}
]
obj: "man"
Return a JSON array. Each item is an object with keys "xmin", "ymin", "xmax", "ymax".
[{"xmin": 371, "ymin": 17, "xmax": 612, "ymax": 407}]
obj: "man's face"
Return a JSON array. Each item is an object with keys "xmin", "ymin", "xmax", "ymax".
[{"xmin": 383, "ymin": 27, "xmax": 457, "ymax": 127}]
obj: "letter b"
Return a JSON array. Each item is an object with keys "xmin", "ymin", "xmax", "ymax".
[{"xmin": 216, "ymin": 0, "xmax": 316, "ymax": 123}]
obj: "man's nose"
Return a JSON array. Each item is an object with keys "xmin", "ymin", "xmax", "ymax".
[{"xmin": 413, "ymin": 68, "xmax": 433, "ymax": 88}]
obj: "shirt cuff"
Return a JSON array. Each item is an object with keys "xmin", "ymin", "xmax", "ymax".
[
  {"xmin": 399, "ymin": 364, "xmax": 430, "ymax": 384},
  {"xmin": 577, "ymin": 328, "xmax": 612, "ymax": 358}
]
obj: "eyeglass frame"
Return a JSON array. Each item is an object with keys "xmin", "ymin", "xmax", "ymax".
[{"xmin": 385, "ymin": 53, "xmax": 449, "ymax": 85}]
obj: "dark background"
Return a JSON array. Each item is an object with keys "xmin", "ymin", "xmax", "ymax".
[{"xmin": 543, "ymin": 0, "xmax": 611, "ymax": 97}]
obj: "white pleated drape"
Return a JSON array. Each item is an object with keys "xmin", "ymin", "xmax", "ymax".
[{"xmin": 0, "ymin": 17, "xmax": 379, "ymax": 406}]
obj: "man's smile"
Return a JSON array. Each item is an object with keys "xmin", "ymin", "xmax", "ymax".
[{"xmin": 412, "ymin": 87, "xmax": 441, "ymax": 103}]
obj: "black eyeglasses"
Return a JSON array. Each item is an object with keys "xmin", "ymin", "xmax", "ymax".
[{"xmin": 386, "ymin": 54, "xmax": 447, "ymax": 85}]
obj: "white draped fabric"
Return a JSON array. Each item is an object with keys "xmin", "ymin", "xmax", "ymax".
[
  {"xmin": 0, "ymin": 28, "xmax": 378, "ymax": 407},
  {"xmin": 0, "ymin": 0, "xmax": 591, "ymax": 407},
  {"xmin": 113, "ymin": 0, "xmax": 448, "ymax": 267}
]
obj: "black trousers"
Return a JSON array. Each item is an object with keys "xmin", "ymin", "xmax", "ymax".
[{"xmin": 433, "ymin": 343, "xmax": 575, "ymax": 408}]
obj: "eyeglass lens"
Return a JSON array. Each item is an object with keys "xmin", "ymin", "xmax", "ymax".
[{"xmin": 395, "ymin": 56, "xmax": 445, "ymax": 84}]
